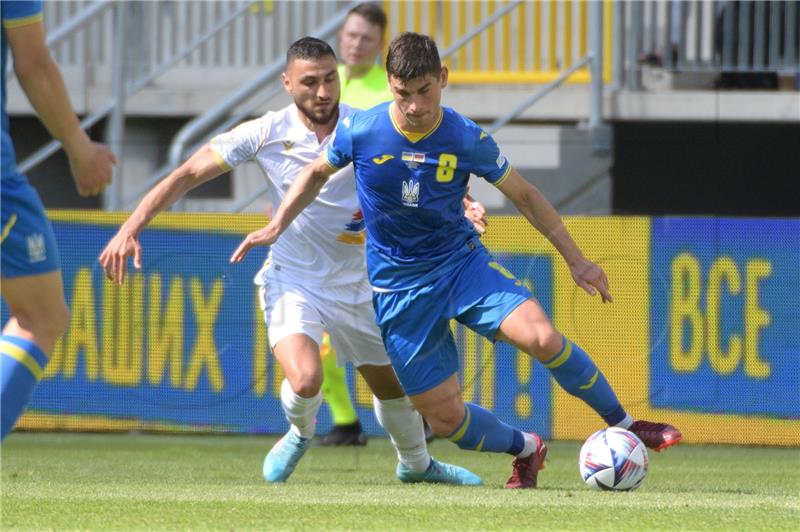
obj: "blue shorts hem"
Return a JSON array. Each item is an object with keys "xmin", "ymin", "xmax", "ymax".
[{"xmin": 486, "ymin": 293, "xmax": 531, "ymax": 341}]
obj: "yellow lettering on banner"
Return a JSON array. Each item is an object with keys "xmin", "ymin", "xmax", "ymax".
[
  {"xmin": 46, "ymin": 336, "xmax": 64, "ymax": 378},
  {"xmin": 271, "ymin": 357, "xmax": 285, "ymax": 398},
  {"xmin": 252, "ymin": 288, "xmax": 268, "ymax": 396},
  {"xmin": 63, "ymin": 268, "xmax": 100, "ymax": 380},
  {"xmin": 515, "ymin": 350, "xmax": 533, "ymax": 418},
  {"xmin": 745, "ymin": 259, "xmax": 772, "ymax": 378},
  {"xmin": 457, "ymin": 323, "xmax": 495, "ymax": 410},
  {"xmin": 707, "ymin": 257, "xmax": 742, "ymax": 375},
  {"xmin": 184, "ymin": 278, "xmax": 224, "ymax": 392},
  {"xmin": 147, "ymin": 274, "xmax": 184, "ymax": 387},
  {"xmin": 102, "ymin": 273, "xmax": 144, "ymax": 386},
  {"xmin": 669, "ymin": 253, "xmax": 703, "ymax": 372},
  {"xmin": 355, "ymin": 372, "xmax": 372, "ymax": 408}
]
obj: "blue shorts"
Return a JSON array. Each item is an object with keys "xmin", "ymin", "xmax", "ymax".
[
  {"xmin": 372, "ymin": 240, "xmax": 531, "ymax": 395},
  {"xmin": 1, "ymin": 177, "xmax": 60, "ymax": 278}
]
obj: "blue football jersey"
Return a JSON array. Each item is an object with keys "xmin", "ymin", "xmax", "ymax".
[{"xmin": 326, "ymin": 102, "xmax": 511, "ymax": 290}]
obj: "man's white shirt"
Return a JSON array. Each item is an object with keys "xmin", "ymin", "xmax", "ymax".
[{"xmin": 211, "ymin": 103, "xmax": 365, "ymax": 286}]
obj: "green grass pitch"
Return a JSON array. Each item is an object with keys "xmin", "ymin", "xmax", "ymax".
[{"xmin": 2, "ymin": 432, "xmax": 798, "ymax": 530}]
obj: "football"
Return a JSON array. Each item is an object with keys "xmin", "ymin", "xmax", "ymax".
[{"xmin": 579, "ymin": 427, "xmax": 649, "ymax": 491}]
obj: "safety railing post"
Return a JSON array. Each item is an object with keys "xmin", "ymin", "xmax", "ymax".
[{"xmin": 104, "ymin": 1, "xmax": 127, "ymax": 211}]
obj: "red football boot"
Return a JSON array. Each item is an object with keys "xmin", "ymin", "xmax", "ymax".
[
  {"xmin": 505, "ymin": 433, "xmax": 548, "ymax": 489},
  {"xmin": 628, "ymin": 420, "xmax": 683, "ymax": 452}
]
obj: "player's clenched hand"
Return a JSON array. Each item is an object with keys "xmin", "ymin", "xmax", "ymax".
[
  {"xmin": 230, "ymin": 225, "xmax": 279, "ymax": 263},
  {"xmin": 69, "ymin": 141, "xmax": 117, "ymax": 197},
  {"xmin": 463, "ymin": 194, "xmax": 488, "ymax": 235},
  {"xmin": 568, "ymin": 257, "xmax": 613, "ymax": 303},
  {"xmin": 98, "ymin": 229, "xmax": 142, "ymax": 285}
]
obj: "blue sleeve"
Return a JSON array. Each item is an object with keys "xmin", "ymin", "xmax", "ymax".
[
  {"xmin": 2, "ymin": 1, "xmax": 43, "ymax": 26},
  {"xmin": 325, "ymin": 116, "xmax": 354, "ymax": 169},
  {"xmin": 470, "ymin": 129, "xmax": 511, "ymax": 187}
]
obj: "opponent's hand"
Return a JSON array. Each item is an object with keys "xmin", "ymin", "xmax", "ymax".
[
  {"xmin": 463, "ymin": 194, "xmax": 488, "ymax": 235},
  {"xmin": 98, "ymin": 229, "xmax": 142, "ymax": 285},
  {"xmin": 69, "ymin": 140, "xmax": 117, "ymax": 197},
  {"xmin": 568, "ymin": 257, "xmax": 613, "ymax": 303},
  {"xmin": 230, "ymin": 224, "xmax": 279, "ymax": 263}
]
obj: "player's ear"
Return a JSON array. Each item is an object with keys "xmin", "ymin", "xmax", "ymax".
[
  {"xmin": 440, "ymin": 66, "xmax": 449, "ymax": 89},
  {"xmin": 281, "ymin": 71, "xmax": 291, "ymax": 94}
]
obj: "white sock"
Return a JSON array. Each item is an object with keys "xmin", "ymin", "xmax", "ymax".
[
  {"xmin": 373, "ymin": 396, "xmax": 430, "ymax": 472},
  {"xmin": 614, "ymin": 414, "xmax": 634, "ymax": 429},
  {"xmin": 517, "ymin": 432, "xmax": 539, "ymax": 458},
  {"xmin": 280, "ymin": 378, "xmax": 322, "ymax": 439}
]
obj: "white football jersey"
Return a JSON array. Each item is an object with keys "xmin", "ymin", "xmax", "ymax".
[{"xmin": 211, "ymin": 104, "xmax": 366, "ymax": 286}]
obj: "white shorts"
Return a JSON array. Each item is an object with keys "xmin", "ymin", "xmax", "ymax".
[{"xmin": 258, "ymin": 266, "xmax": 390, "ymax": 368}]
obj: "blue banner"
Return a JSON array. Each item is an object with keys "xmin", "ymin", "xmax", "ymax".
[{"xmin": 650, "ymin": 218, "xmax": 800, "ymax": 418}]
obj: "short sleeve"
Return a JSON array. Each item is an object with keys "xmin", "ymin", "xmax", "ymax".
[
  {"xmin": 471, "ymin": 130, "xmax": 512, "ymax": 187},
  {"xmin": 2, "ymin": 1, "xmax": 43, "ymax": 28},
  {"xmin": 209, "ymin": 116, "xmax": 270, "ymax": 170},
  {"xmin": 325, "ymin": 115, "xmax": 354, "ymax": 170}
]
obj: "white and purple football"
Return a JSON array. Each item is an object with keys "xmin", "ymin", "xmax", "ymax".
[{"xmin": 579, "ymin": 427, "xmax": 649, "ymax": 491}]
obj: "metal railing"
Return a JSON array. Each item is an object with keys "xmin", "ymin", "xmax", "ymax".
[
  {"xmin": 15, "ymin": 1, "xmax": 268, "ymax": 209},
  {"xmin": 384, "ymin": 0, "xmax": 614, "ymax": 84},
  {"xmin": 621, "ymin": 0, "xmax": 799, "ymax": 89},
  {"xmin": 126, "ymin": 2, "xmax": 360, "ymax": 210},
  {"xmin": 36, "ymin": 0, "xmax": 610, "ymax": 87}
]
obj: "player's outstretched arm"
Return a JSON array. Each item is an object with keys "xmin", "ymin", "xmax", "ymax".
[
  {"xmin": 497, "ymin": 169, "xmax": 613, "ymax": 303},
  {"xmin": 99, "ymin": 144, "xmax": 225, "ymax": 285},
  {"xmin": 230, "ymin": 155, "xmax": 337, "ymax": 263},
  {"xmin": 6, "ymin": 19, "xmax": 116, "ymax": 197}
]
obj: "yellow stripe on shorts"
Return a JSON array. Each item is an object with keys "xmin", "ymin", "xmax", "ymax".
[
  {"xmin": 0, "ymin": 340, "xmax": 44, "ymax": 380},
  {"xmin": 1, "ymin": 213, "xmax": 18, "ymax": 244}
]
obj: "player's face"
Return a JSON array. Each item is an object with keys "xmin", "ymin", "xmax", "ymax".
[
  {"xmin": 338, "ymin": 14, "xmax": 383, "ymax": 69},
  {"xmin": 388, "ymin": 67, "xmax": 448, "ymax": 129},
  {"xmin": 283, "ymin": 55, "xmax": 340, "ymax": 126}
]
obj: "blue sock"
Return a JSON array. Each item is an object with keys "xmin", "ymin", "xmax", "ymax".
[
  {"xmin": 543, "ymin": 337, "xmax": 627, "ymax": 426},
  {"xmin": 1, "ymin": 336, "xmax": 49, "ymax": 440},
  {"xmin": 447, "ymin": 402, "xmax": 525, "ymax": 456}
]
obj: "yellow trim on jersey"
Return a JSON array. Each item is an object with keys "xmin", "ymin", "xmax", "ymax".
[
  {"xmin": 323, "ymin": 152, "xmax": 344, "ymax": 171},
  {"xmin": 1, "ymin": 340, "xmax": 44, "ymax": 380},
  {"xmin": 209, "ymin": 146, "xmax": 232, "ymax": 172},
  {"xmin": 3, "ymin": 13, "xmax": 43, "ymax": 29},
  {"xmin": 543, "ymin": 340, "xmax": 573, "ymax": 369},
  {"xmin": 389, "ymin": 103, "xmax": 443, "ymax": 144},
  {"xmin": 491, "ymin": 165, "xmax": 513, "ymax": 188},
  {"xmin": 1, "ymin": 213, "xmax": 18, "ymax": 243}
]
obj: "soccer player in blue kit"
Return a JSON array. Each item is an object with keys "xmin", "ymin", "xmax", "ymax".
[
  {"xmin": 231, "ymin": 32, "xmax": 682, "ymax": 488},
  {"xmin": 1, "ymin": 0, "xmax": 116, "ymax": 440}
]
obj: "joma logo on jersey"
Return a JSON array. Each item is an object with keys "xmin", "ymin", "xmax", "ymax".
[
  {"xmin": 401, "ymin": 179, "xmax": 420, "ymax": 207},
  {"xmin": 282, "ymin": 140, "xmax": 295, "ymax": 152},
  {"xmin": 372, "ymin": 154, "xmax": 394, "ymax": 165}
]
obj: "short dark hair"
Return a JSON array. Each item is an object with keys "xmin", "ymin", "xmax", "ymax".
[
  {"xmin": 386, "ymin": 32, "xmax": 441, "ymax": 81},
  {"xmin": 286, "ymin": 37, "xmax": 336, "ymax": 67},
  {"xmin": 347, "ymin": 2, "xmax": 387, "ymax": 36}
]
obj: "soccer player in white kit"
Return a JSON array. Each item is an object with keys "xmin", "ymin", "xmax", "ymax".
[{"xmin": 99, "ymin": 37, "xmax": 481, "ymax": 485}]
